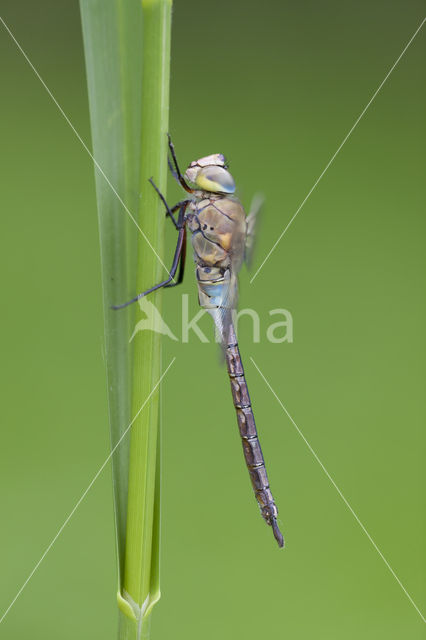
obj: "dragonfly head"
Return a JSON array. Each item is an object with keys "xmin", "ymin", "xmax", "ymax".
[{"xmin": 184, "ymin": 154, "xmax": 236, "ymax": 194}]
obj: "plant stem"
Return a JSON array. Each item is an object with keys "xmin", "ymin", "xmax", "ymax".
[
  {"xmin": 120, "ymin": 1, "xmax": 172, "ymax": 637},
  {"xmin": 80, "ymin": 0, "xmax": 143, "ymax": 599}
]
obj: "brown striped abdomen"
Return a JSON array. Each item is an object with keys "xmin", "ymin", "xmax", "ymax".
[{"xmin": 226, "ymin": 325, "xmax": 284, "ymax": 548}]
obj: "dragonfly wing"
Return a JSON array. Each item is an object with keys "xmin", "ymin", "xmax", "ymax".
[{"xmin": 245, "ymin": 193, "xmax": 264, "ymax": 268}]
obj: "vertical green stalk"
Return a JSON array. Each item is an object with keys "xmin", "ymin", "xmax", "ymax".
[
  {"xmin": 80, "ymin": 0, "xmax": 143, "ymax": 598},
  {"xmin": 80, "ymin": 0, "xmax": 172, "ymax": 638},
  {"xmin": 120, "ymin": 1, "xmax": 172, "ymax": 638}
]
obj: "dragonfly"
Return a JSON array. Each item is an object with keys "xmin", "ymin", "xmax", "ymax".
[{"xmin": 113, "ymin": 136, "xmax": 284, "ymax": 548}]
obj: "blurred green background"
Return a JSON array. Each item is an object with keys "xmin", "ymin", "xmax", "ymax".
[{"xmin": 0, "ymin": 1, "xmax": 425, "ymax": 638}]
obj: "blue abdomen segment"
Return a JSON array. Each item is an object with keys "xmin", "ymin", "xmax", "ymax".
[{"xmin": 195, "ymin": 266, "xmax": 231, "ymax": 311}]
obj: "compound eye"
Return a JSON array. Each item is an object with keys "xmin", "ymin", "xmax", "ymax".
[{"xmin": 195, "ymin": 166, "xmax": 236, "ymax": 194}]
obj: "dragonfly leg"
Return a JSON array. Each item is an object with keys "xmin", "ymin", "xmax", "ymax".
[
  {"xmin": 167, "ymin": 133, "xmax": 194, "ymax": 193},
  {"xmin": 148, "ymin": 179, "xmax": 188, "ymax": 285},
  {"xmin": 167, "ymin": 156, "xmax": 180, "ymax": 185},
  {"xmin": 149, "ymin": 178, "xmax": 189, "ymax": 230},
  {"xmin": 165, "ymin": 226, "xmax": 186, "ymax": 288},
  {"xmin": 169, "ymin": 200, "xmax": 189, "ymax": 227},
  {"xmin": 111, "ymin": 207, "xmax": 187, "ymax": 310}
]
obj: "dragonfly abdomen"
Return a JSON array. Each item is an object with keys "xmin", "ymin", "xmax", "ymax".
[{"xmin": 226, "ymin": 327, "xmax": 284, "ymax": 548}]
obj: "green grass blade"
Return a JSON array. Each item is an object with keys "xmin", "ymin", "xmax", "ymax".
[
  {"xmin": 122, "ymin": 1, "xmax": 172, "ymax": 635},
  {"xmin": 79, "ymin": 0, "xmax": 142, "ymax": 610},
  {"xmin": 80, "ymin": 0, "xmax": 172, "ymax": 638}
]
